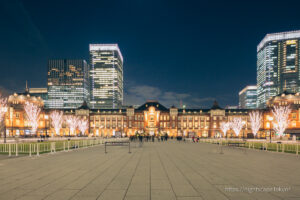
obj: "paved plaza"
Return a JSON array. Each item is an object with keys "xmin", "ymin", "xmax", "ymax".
[{"xmin": 0, "ymin": 141, "xmax": 299, "ymax": 200}]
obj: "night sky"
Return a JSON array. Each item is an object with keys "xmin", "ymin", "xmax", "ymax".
[{"xmin": 1, "ymin": 0, "xmax": 300, "ymax": 108}]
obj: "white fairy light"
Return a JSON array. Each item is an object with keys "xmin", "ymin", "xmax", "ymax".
[
  {"xmin": 50, "ymin": 110, "xmax": 64, "ymax": 137},
  {"xmin": 24, "ymin": 101, "xmax": 41, "ymax": 134},
  {"xmin": 220, "ymin": 122, "xmax": 231, "ymax": 137},
  {"xmin": 65, "ymin": 115, "xmax": 79, "ymax": 136},
  {"xmin": 231, "ymin": 117, "xmax": 244, "ymax": 137},
  {"xmin": 272, "ymin": 105, "xmax": 291, "ymax": 137},
  {"xmin": 249, "ymin": 111, "xmax": 262, "ymax": 137},
  {"xmin": 78, "ymin": 118, "xmax": 89, "ymax": 136}
]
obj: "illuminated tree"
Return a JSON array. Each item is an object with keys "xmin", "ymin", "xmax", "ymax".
[
  {"xmin": 249, "ymin": 111, "xmax": 262, "ymax": 137},
  {"xmin": 0, "ymin": 94, "xmax": 7, "ymax": 138},
  {"xmin": 65, "ymin": 115, "xmax": 79, "ymax": 136},
  {"xmin": 0, "ymin": 94, "xmax": 7, "ymax": 123},
  {"xmin": 50, "ymin": 111, "xmax": 64, "ymax": 137},
  {"xmin": 231, "ymin": 117, "xmax": 244, "ymax": 137},
  {"xmin": 220, "ymin": 122, "xmax": 231, "ymax": 137},
  {"xmin": 78, "ymin": 118, "xmax": 89, "ymax": 136},
  {"xmin": 272, "ymin": 105, "xmax": 291, "ymax": 137},
  {"xmin": 24, "ymin": 102, "xmax": 41, "ymax": 134}
]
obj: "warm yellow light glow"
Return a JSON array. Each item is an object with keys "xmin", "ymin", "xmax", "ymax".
[{"xmin": 286, "ymin": 40, "xmax": 297, "ymax": 45}]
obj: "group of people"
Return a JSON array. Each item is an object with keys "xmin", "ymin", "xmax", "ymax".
[
  {"xmin": 129, "ymin": 133, "xmax": 170, "ymax": 143},
  {"xmin": 192, "ymin": 136, "xmax": 200, "ymax": 143},
  {"xmin": 128, "ymin": 133, "xmax": 201, "ymax": 143}
]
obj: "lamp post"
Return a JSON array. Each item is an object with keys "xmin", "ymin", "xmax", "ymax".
[
  {"xmin": 2, "ymin": 107, "xmax": 8, "ymax": 143},
  {"xmin": 267, "ymin": 116, "xmax": 273, "ymax": 143},
  {"xmin": 242, "ymin": 121, "xmax": 246, "ymax": 141},
  {"xmin": 44, "ymin": 114, "xmax": 48, "ymax": 139},
  {"xmin": 67, "ymin": 119, "xmax": 71, "ymax": 138}
]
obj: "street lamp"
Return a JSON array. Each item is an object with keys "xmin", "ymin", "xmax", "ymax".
[
  {"xmin": 44, "ymin": 114, "xmax": 48, "ymax": 139},
  {"xmin": 242, "ymin": 121, "xmax": 246, "ymax": 141},
  {"xmin": 2, "ymin": 107, "xmax": 8, "ymax": 143},
  {"xmin": 267, "ymin": 116, "xmax": 273, "ymax": 143},
  {"xmin": 67, "ymin": 119, "xmax": 71, "ymax": 138}
]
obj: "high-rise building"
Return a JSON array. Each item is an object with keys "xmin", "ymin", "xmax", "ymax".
[
  {"xmin": 47, "ymin": 59, "xmax": 89, "ymax": 109},
  {"xmin": 239, "ymin": 85, "xmax": 257, "ymax": 109},
  {"xmin": 257, "ymin": 30, "xmax": 300, "ymax": 108},
  {"xmin": 89, "ymin": 44, "xmax": 123, "ymax": 109}
]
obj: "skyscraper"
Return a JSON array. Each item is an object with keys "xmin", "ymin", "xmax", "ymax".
[
  {"xmin": 257, "ymin": 30, "xmax": 300, "ymax": 108},
  {"xmin": 89, "ymin": 44, "xmax": 123, "ymax": 109},
  {"xmin": 239, "ymin": 85, "xmax": 257, "ymax": 109},
  {"xmin": 47, "ymin": 59, "xmax": 89, "ymax": 109}
]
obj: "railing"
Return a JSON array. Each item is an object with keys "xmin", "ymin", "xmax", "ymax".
[
  {"xmin": 0, "ymin": 138, "xmax": 128, "ymax": 157},
  {"xmin": 199, "ymin": 139, "xmax": 299, "ymax": 155}
]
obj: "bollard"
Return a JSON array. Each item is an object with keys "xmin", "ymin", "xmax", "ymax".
[
  {"xmin": 9, "ymin": 144, "xmax": 11, "ymax": 157},
  {"xmin": 29, "ymin": 144, "xmax": 32, "ymax": 157},
  {"xmin": 54, "ymin": 142, "xmax": 56, "ymax": 152},
  {"xmin": 129, "ymin": 142, "xmax": 131, "ymax": 153},
  {"xmin": 266, "ymin": 143, "xmax": 268, "ymax": 151},
  {"xmin": 16, "ymin": 143, "xmax": 18, "ymax": 156},
  {"xmin": 63, "ymin": 142, "xmax": 66, "ymax": 151},
  {"xmin": 68, "ymin": 141, "xmax": 70, "ymax": 151},
  {"xmin": 37, "ymin": 143, "xmax": 39, "ymax": 156}
]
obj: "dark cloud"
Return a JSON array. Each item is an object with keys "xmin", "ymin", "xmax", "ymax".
[{"xmin": 124, "ymin": 83, "xmax": 214, "ymax": 108}]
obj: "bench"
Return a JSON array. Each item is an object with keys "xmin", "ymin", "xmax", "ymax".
[
  {"xmin": 104, "ymin": 141, "xmax": 131, "ymax": 153},
  {"xmin": 227, "ymin": 142, "xmax": 246, "ymax": 147}
]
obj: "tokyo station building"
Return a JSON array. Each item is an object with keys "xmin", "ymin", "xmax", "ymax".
[{"xmin": 4, "ymin": 90, "xmax": 300, "ymax": 138}]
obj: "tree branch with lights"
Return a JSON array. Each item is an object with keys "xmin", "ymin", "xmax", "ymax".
[
  {"xmin": 78, "ymin": 118, "xmax": 89, "ymax": 136},
  {"xmin": 249, "ymin": 110, "xmax": 262, "ymax": 137},
  {"xmin": 0, "ymin": 94, "xmax": 7, "ymax": 136},
  {"xmin": 65, "ymin": 115, "xmax": 79, "ymax": 136},
  {"xmin": 220, "ymin": 122, "xmax": 231, "ymax": 137},
  {"xmin": 231, "ymin": 117, "xmax": 244, "ymax": 137},
  {"xmin": 50, "ymin": 110, "xmax": 64, "ymax": 137},
  {"xmin": 24, "ymin": 101, "xmax": 41, "ymax": 134},
  {"xmin": 272, "ymin": 105, "xmax": 291, "ymax": 137}
]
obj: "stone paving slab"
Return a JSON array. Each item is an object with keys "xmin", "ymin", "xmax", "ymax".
[{"xmin": 0, "ymin": 141, "xmax": 299, "ymax": 200}]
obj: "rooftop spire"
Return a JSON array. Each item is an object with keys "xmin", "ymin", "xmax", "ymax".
[{"xmin": 25, "ymin": 80, "xmax": 29, "ymax": 93}]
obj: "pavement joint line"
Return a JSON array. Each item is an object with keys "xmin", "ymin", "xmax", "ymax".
[
  {"xmin": 0, "ymin": 144, "xmax": 103, "ymax": 182},
  {"xmin": 1, "ymin": 142, "xmax": 300, "ymax": 200},
  {"xmin": 40, "ymin": 146, "xmax": 125, "ymax": 200},
  {"xmin": 1, "ymin": 145, "xmax": 110, "ymax": 198},
  {"xmin": 162, "ymin": 145, "xmax": 204, "ymax": 199},
  {"xmin": 68, "ymin": 147, "xmax": 133, "ymax": 200},
  {"xmin": 95, "ymin": 148, "xmax": 139, "ymax": 200},
  {"xmin": 122, "ymin": 147, "xmax": 144, "ymax": 200},
  {"xmin": 167, "ymin": 144, "xmax": 231, "ymax": 200},
  {"xmin": 149, "ymin": 150, "xmax": 151, "ymax": 200},
  {"xmin": 155, "ymin": 146, "xmax": 178, "ymax": 200},
  {"xmin": 173, "ymin": 143, "xmax": 284, "ymax": 200},
  {"xmin": 25, "ymin": 152, "xmax": 104, "ymax": 196}
]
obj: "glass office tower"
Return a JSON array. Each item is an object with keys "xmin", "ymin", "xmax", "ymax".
[
  {"xmin": 89, "ymin": 44, "xmax": 123, "ymax": 109},
  {"xmin": 239, "ymin": 86, "xmax": 257, "ymax": 109},
  {"xmin": 47, "ymin": 59, "xmax": 89, "ymax": 109},
  {"xmin": 257, "ymin": 30, "xmax": 300, "ymax": 108}
]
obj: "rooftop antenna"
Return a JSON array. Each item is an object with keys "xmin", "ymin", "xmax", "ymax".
[{"xmin": 25, "ymin": 80, "xmax": 29, "ymax": 93}]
